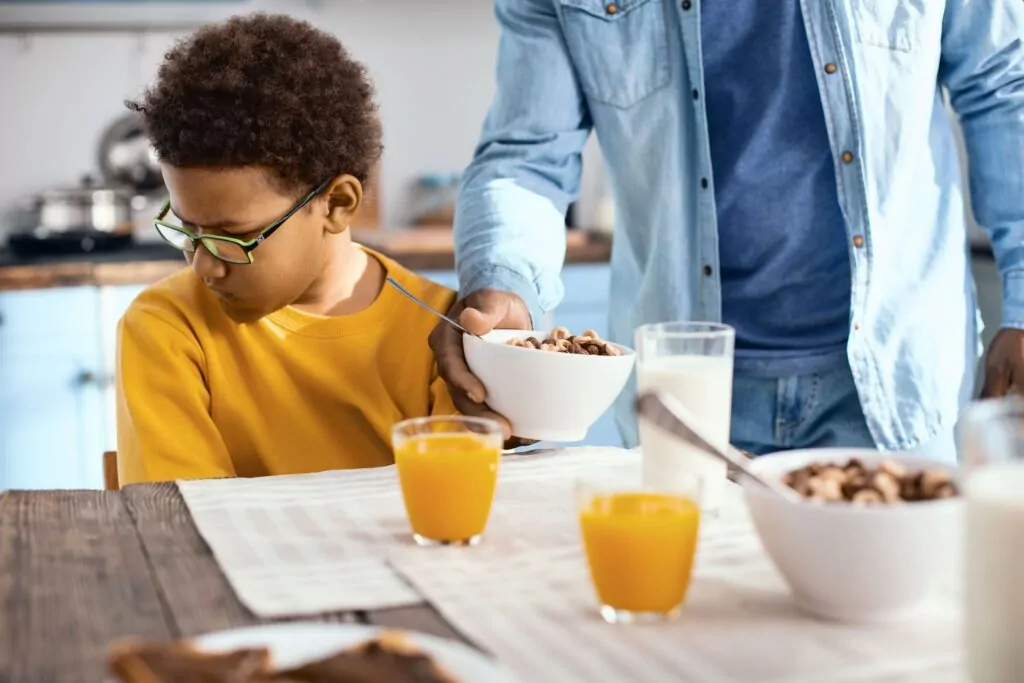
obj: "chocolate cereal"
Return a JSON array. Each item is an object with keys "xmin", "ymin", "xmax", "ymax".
[
  {"xmin": 505, "ymin": 327, "xmax": 622, "ymax": 357},
  {"xmin": 782, "ymin": 458, "xmax": 958, "ymax": 505}
]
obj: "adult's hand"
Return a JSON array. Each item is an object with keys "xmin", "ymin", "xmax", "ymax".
[
  {"xmin": 980, "ymin": 328, "xmax": 1024, "ymax": 398},
  {"xmin": 429, "ymin": 288, "xmax": 532, "ymax": 441}
]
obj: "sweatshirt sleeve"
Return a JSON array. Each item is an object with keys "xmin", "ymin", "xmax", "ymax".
[{"xmin": 116, "ymin": 306, "xmax": 236, "ymax": 485}]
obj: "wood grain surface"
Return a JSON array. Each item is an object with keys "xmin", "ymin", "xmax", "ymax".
[
  {"xmin": 0, "ymin": 490, "xmax": 172, "ymax": 682},
  {"xmin": 0, "ymin": 485, "xmax": 469, "ymax": 683}
]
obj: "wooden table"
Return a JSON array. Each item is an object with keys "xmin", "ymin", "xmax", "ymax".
[{"xmin": 0, "ymin": 484, "xmax": 469, "ymax": 682}]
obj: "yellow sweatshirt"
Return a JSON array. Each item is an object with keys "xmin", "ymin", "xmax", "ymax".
[{"xmin": 116, "ymin": 249, "xmax": 456, "ymax": 485}]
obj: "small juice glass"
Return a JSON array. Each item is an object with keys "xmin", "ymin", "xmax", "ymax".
[
  {"xmin": 392, "ymin": 416, "xmax": 502, "ymax": 547},
  {"xmin": 576, "ymin": 475, "xmax": 702, "ymax": 624}
]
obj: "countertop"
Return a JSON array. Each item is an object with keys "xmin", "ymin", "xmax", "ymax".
[{"xmin": 0, "ymin": 228, "xmax": 612, "ymax": 293}]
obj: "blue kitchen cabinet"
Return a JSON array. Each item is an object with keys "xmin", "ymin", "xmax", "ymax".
[
  {"xmin": 418, "ymin": 270, "xmax": 459, "ymax": 291},
  {"xmin": 0, "ymin": 287, "xmax": 106, "ymax": 490},
  {"xmin": 98, "ymin": 284, "xmax": 148, "ymax": 454}
]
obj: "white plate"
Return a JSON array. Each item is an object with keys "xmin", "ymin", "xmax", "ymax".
[{"xmin": 189, "ymin": 622, "xmax": 518, "ymax": 682}]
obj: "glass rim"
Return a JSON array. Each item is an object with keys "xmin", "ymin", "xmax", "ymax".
[
  {"xmin": 573, "ymin": 474, "xmax": 703, "ymax": 499},
  {"xmin": 635, "ymin": 321, "xmax": 735, "ymax": 340},
  {"xmin": 392, "ymin": 415, "xmax": 503, "ymax": 434},
  {"xmin": 962, "ymin": 395, "xmax": 1024, "ymax": 425}
]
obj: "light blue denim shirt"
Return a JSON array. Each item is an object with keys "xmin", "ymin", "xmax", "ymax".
[{"xmin": 454, "ymin": 0, "xmax": 1024, "ymax": 450}]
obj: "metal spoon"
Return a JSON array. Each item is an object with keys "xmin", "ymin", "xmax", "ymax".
[
  {"xmin": 635, "ymin": 390, "xmax": 804, "ymax": 503},
  {"xmin": 385, "ymin": 276, "xmax": 484, "ymax": 339}
]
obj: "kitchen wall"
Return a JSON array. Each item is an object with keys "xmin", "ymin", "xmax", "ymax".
[{"xmin": 0, "ymin": 1, "xmax": 607, "ymax": 233}]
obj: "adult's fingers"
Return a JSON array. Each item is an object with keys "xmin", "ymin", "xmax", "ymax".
[
  {"xmin": 460, "ymin": 302, "xmax": 509, "ymax": 336},
  {"xmin": 980, "ymin": 332, "xmax": 1014, "ymax": 399},
  {"xmin": 436, "ymin": 289, "xmax": 531, "ymax": 403},
  {"xmin": 430, "ymin": 301, "xmax": 488, "ymax": 404},
  {"xmin": 459, "ymin": 289, "xmax": 531, "ymax": 336},
  {"xmin": 429, "ymin": 289, "xmax": 531, "ymax": 439},
  {"xmin": 980, "ymin": 365, "xmax": 1008, "ymax": 399}
]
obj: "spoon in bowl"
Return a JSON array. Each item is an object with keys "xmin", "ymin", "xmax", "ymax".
[
  {"xmin": 635, "ymin": 390, "xmax": 804, "ymax": 503},
  {"xmin": 385, "ymin": 276, "xmax": 483, "ymax": 339}
]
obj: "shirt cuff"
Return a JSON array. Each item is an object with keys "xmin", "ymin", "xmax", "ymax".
[
  {"xmin": 460, "ymin": 266, "xmax": 542, "ymax": 330},
  {"xmin": 1001, "ymin": 270, "xmax": 1024, "ymax": 330}
]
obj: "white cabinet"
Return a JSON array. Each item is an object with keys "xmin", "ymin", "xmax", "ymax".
[
  {"xmin": 0, "ymin": 284, "xmax": 146, "ymax": 491},
  {"xmin": 0, "ymin": 287, "xmax": 106, "ymax": 490}
]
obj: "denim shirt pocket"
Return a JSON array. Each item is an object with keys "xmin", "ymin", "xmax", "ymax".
[
  {"xmin": 558, "ymin": 0, "xmax": 670, "ymax": 109},
  {"xmin": 850, "ymin": 0, "xmax": 927, "ymax": 52}
]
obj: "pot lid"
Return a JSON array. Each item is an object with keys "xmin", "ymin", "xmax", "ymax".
[
  {"xmin": 98, "ymin": 113, "xmax": 164, "ymax": 193},
  {"xmin": 38, "ymin": 174, "xmax": 135, "ymax": 203}
]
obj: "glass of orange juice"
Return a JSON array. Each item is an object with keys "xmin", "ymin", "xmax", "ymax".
[
  {"xmin": 392, "ymin": 416, "xmax": 502, "ymax": 547},
  {"xmin": 576, "ymin": 475, "xmax": 702, "ymax": 624}
]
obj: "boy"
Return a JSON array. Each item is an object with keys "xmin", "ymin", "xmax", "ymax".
[{"xmin": 117, "ymin": 13, "xmax": 456, "ymax": 484}]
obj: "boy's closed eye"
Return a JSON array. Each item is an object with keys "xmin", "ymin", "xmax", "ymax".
[{"xmin": 172, "ymin": 210, "xmax": 260, "ymax": 240}]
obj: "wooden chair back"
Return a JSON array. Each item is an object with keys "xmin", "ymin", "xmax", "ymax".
[{"xmin": 103, "ymin": 451, "xmax": 119, "ymax": 490}]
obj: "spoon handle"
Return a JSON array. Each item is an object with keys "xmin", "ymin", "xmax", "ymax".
[
  {"xmin": 386, "ymin": 277, "xmax": 482, "ymax": 339},
  {"xmin": 635, "ymin": 390, "xmax": 803, "ymax": 503}
]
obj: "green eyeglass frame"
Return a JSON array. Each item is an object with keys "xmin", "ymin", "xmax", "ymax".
[{"xmin": 153, "ymin": 177, "xmax": 333, "ymax": 265}]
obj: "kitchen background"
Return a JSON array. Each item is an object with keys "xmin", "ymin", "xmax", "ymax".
[{"xmin": 0, "ymin": 0, "xmax": 1000, "ymax": 492}]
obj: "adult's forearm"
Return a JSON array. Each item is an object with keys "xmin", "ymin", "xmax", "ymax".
[
  {"xmin": 942, "ymin": 0, "xmax": 1024, "ymax": 328},
  {"xmin": 455, "ymin": 176, "xmax": 570, "ymax": 324}
]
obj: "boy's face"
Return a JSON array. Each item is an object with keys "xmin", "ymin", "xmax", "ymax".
[{"xmin": 161, "ymin": 165, "xmax": 357, "ymax": 322}]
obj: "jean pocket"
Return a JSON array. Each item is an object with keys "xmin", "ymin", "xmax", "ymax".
[
  {"xmin": 559, "ymin": 0, "xmax": 670, "ymax": 109},
  {"xmin": 851, "ymin": 0, "xmax": 927, "ymax": 52}
]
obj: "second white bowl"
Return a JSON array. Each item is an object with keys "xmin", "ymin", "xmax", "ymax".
[{"xmin": 743, "ymin": 448, "xmax": 963, "ymax": 623}]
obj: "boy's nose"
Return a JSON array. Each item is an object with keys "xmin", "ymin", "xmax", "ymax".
[{"xmin": 191, "ymin": 243, "xmax": 228, "ymax": 282}]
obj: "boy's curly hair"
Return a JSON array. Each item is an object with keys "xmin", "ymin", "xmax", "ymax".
[{"xmin": 128, "ymin": 13, "xmax": 382, "ymax": 194}]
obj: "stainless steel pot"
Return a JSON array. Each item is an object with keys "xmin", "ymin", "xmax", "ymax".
[{"xmin": 33, "ymin": 175, "xmax": 134, "ymax": 238}]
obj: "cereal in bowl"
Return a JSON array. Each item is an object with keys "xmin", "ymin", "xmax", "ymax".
[
  {"xmin": 782, "ymin": 458, "xmax": 958, "ymax": 505},
  {"xmin": 505, "ymin": 327, "xmax": 623, "ymax": 356}
]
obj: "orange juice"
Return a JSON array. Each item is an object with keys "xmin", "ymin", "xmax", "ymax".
[
  {"xmin": 395, "ymin": 433, "xmax": 500, "ymax": 543},
  {"xmin": 579, "ymin": 492, "xmax": 701, "ymax": 614}
]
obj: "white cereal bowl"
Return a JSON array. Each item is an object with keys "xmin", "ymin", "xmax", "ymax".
[
  {"xmin": 743, "ymin": 448, "xmax": 963, "ymax": 623},
  {"xmin": 463, "ymin": 329, "xmax": 636, "ymax": 442}
]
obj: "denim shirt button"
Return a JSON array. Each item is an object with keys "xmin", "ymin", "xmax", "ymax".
[
  {"xmin": 605, "ymin": 3, "xmax": 618, "ymax": 14},
  {"xmin": 824, "ymin": 63, "xmax": 838, "ymax": 75},
  {"xmin": 681, "ymin": 0, "xmax": 692, "ymax": 9},
  {"xmin": 841, "ymin": 151, "xmax": 855, "ymax": 164}
]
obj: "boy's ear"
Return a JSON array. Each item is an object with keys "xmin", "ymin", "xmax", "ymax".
[{"xmin": 322, "ymin": 174, "xmax": 362, "ymax": 234}]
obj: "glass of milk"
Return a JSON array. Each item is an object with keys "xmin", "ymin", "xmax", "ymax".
[
  {"xmin": 635, "ymin": 322, "xmax": 735, "ymax": 512},
  {"xmin": 961, "ymin": 397, "xmax": 1024, "ymax": 683}
]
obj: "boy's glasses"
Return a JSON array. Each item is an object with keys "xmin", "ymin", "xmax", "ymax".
[{"xmin": 153, "ymin": 177, "xmax": 333, "ymax": 265}]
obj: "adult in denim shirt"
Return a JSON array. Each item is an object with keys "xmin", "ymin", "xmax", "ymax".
[{"xmin": 430, "ymin": 0, "xmax": 1024, "ymax": 461}]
